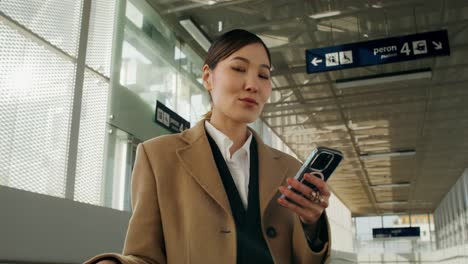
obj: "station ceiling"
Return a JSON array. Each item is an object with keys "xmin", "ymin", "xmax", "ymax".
[{"xmin": 147, "ymin": 0, "xmax": 468, "ymax": 216}]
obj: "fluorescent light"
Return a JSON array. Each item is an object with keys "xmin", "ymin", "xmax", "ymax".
[
  {"xmin": 335, "ymin": 68, "xmax": 432, "ymax": 89},
  {"xmin": 309, "ymin": 11, "xmax": 341, "ymax": 19},
  {"xmin": 179, "ymin": 19, "xmax": 211, "ymax": 52},
  {"xmin": 360, "ymin": 149, "xmax": 416, "ymax": 160},
  {"xmin": 370, "ymin": 182, "xmax": 411, "ymax": 188},
  {"xmin": 317, "ymin": 24, "xmax": 345, "ymax": 33},
  {"xmin": 258, "ymin": 34, "xmax": 289, "ymax": 48},
  {"xmin": 377, "ymin": 201, "xmax": 408, "ymax": 205}
]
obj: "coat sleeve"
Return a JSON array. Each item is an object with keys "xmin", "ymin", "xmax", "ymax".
[
  {"xmin": 84, "ymin": 144, "xmax": 166, "ymax": 264},
  {"xmin": 292, "ymin": 211, "xmax": 331, "ymax": 264}
]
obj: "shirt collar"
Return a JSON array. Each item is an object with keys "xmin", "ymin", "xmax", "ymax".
[{"xmin": 204, "ymin": 121, "xmax": 252, "ymax": 161}]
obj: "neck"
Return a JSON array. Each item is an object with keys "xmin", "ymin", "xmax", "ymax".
[{"xmin": 209, "ymin": 112, "xmax": 250, "ymax": 156}]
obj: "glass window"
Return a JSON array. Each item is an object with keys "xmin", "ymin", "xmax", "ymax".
[
  {"xmin": 190, "ymin": 84, "xmax": 210, "ymax": 126},
  {"xmin": 86, "ymin": 0, "xmax": 116, "ymax": 77},
  {"xmin": 120, "ymin": 36, "xmax": 177, "ymax": 111},
  {"xmin": 126, "ymin": 1, "xmax": 143, "ymax": 28},
  {"xmin": 0, "ymin": 20, "xmax": 76, "ymax": 198},
  {"xmin": 382, "ymin": 215, "xmax": 400, "ymax": 228},
  {"xmin": 176, "ymin": 76, "xmax": 192, "ymax": 122},
  {"xmin": 0, "ymin": 0, "xmax": 82, "ymax": 57},
  {"xmin": 102, "ymin": 126, "xmax": 139, "ymax": 211},
  {"xmin": 354, "ymin": 216, "xmax": 382, "ymax": 240}
]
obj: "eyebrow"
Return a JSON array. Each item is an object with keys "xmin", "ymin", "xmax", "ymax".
[{"xmin": 230, "ymin": 56, "xmax": 271, "ymax": 70}]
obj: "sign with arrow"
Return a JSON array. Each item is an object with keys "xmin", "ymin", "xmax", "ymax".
[{"xmin": 305, "ymin": 30, "xmax": 450, "ymax": 74}]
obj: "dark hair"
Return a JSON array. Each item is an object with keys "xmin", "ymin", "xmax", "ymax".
[
  {"xmin": 203, "ymin": 29, "xmax": 271, "ymax": 119},
  {"xmin": 204, "ymin": 29, "xmax": 271, "ymax": 70}
]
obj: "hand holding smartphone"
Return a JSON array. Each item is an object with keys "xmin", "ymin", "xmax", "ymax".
[{"xmin": 280, "ymin": 147, "xmax": 343, "ymax": 203}]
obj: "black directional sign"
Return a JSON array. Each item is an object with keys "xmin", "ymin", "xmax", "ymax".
[
  {"xmin": 373, "ymin": 227, "xmax": 420, "ymax": 238},
  {"xmin": 306, "ymin": 30, "xmax": 450, "ymax": 74},
  {"xmin": 155, "ymin": 101, "xmax": 190, "ymax": 133}
]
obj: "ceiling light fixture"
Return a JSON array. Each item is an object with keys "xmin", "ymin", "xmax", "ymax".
[
  {"xmin": 360, "ymin": 149, "xmax": 416, "ymax": 160},
  {"xmin": 258, "ymin": 34, "xmax": 289, "ymax": 48},
  {"xmin": 377, "ymin": 201, "xmax": 408, "ymax": 205},
  {"xmin": 179, "ymin": 19, "xmax": 211, "ymax": 52},
  {"xmin": 317, "ymin": 24, "xmax": 345, "ymax": 33},
  {"xmin": 309, "ymin": 10, "xmax": 342, "ymax": 19},
  {"xmin": 370, "ymin": 182, "xmax": 411, "ymax": 188},
  {"xmin": 335, "ymin": 68, "xmax": 432, "ymax": 89}
]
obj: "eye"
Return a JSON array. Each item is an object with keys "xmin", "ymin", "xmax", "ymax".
[
  {"xmin": 258, "ymin": 74, "xmax": 270, "ymax": 80},
  {"xmin": 231, "ymin": 66, "xmax": 246, "ymax": 72}
]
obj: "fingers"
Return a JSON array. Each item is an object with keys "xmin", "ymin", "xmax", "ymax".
[
  {"xmin": 279, "ymin": 185, "xmax": 315, "ymax": 209},
  {"xmin": 278, "ymin": 173, "xmax": 331, "ymax": 224},
  {"xmin": 287, "ymin": 174, "xmax": 330, "ymax": 199},
  {"xmin": 281, "ymin": 175, "xmax": 330, "ymax": 208},
  {"xmin": 303, "ymin": 173, "xmax": 331, "ymax": 197},
  {"xmin": 277, "ymin": 190, "xmax": 323, "ymax": 224},
  {"xmin": 286, "ymin": 177, "xmax": 313, "ymax": 199}
]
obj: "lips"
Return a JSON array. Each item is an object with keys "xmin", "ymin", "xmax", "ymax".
[{"xmin": 240, "ymin": 97, "xmax": 258, "ymax": 105}]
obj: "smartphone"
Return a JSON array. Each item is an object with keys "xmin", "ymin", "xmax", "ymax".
[{"xmin": 280, "ymin": 146, "xmax": 343, "ymax": 202}]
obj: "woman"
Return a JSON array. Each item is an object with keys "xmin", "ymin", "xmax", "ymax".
[{"xmin": 87, "ymin": 29, "xmax": 331, "ymax": 264}]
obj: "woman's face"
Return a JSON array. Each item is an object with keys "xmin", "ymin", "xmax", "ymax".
[{"xmin": 203, "ymin": 43, "xmax": 272, "ymax": 124}]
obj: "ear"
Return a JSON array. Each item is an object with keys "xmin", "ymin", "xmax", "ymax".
[{"xmin": 202, "ymin": 64, "xmax": 212, "ymax": 91}]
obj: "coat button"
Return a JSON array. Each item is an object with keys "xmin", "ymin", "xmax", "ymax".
[{"xmin": 266, "ymin": 227, "xmax": 277, "ymax": 238}]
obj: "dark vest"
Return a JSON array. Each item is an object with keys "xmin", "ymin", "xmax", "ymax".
[{"xmin": 206, "ymin": 133, "xmax": 274, "ymax": 264}]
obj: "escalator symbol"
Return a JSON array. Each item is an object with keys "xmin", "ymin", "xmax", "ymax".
[{"xmin": 339, "ymin": 50, "xmax": 353, "ymax": 64}]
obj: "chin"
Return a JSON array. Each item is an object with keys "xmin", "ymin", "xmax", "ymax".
[{"xmin": 233, "ymin": 113, "xmax": 260, "ymax": 124}]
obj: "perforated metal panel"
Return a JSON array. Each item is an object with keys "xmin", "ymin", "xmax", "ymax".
[
  {"xmin": 74, "ymin": 70, "xmax": 110, "ymax": 205},
  {"xmin": 0, "ymin": 0, "xmax": 83, "ymax": 57},
  {"xmin": 0, "ymin": 20, "xmax": 75, "ymax": 197},
  {"xmin": 86, "ymin": 0, "xmax": 116, "ymax": 77}
]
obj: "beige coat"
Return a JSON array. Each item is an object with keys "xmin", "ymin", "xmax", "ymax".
[{"xmin": 85, "ymin": 120, "xmax": 330, "ymax": 264}]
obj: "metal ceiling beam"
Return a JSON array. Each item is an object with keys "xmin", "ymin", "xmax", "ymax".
[
  {"xmin": 266, "ymin": 108, "xmax": 468, "ymax": 129},
  {"xmin": 268, "ymin": 87, "xmax": 420, "ymax": 107},
  {"xmin": 272, "ymin": 80, "xmax": 331, "ymax": 91},
  {"xmin": 263, "ymin": 81, "xmax": 468, "ymax": 113},
  {"xmin": 237, "ymin": 0, "xmax": 427, "ymax": 32},
  {"xmin": 268, "ymin": 18, "xmax": 468, "ymax": 53}
]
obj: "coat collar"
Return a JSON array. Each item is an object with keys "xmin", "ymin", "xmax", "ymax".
[{"xmin": 176, "ymin": 120, "xmax": 289, "ymax": 217}]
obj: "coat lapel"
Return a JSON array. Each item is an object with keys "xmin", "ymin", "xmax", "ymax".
[
  {"xmin": 176, "ymin": 121, "xmax": 231, "ymax": 215},
  {"xmin": 253, "ymin": 131, "xmax": 290, "ymax": 218}
]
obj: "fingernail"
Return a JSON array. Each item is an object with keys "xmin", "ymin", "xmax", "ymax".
[{"xmin": 287, "ymin": 178, "xmax": 292, "ymax": 184}]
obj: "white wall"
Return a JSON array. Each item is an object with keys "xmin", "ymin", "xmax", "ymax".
[
  {"xmin": 327, "ymin": 193, "xmax": 355, "ymax": 253},
  {"xmin": 0, "ymin": 186, "xmax": 130, "ymax": 264}
]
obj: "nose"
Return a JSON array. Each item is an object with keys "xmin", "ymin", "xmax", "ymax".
[{"xmin": 244, "ymin": 72, "xmax": 259, "ymax": 93}]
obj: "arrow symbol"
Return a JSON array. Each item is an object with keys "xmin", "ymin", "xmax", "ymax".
[
  {"xmin": 311, "ymin": 57, "xmax": 323, "ymax": 66},
  {"xmin": 432, "ymin": 41, "xmax": 443, "ymax": 50}
]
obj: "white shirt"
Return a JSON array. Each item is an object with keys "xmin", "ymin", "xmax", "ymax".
[{"xmin": 205, "ymin": 121, "xmax": 252, "ymax": 209}]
